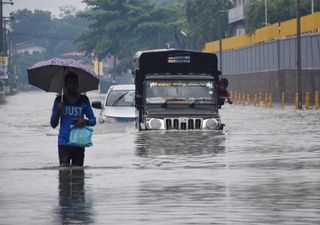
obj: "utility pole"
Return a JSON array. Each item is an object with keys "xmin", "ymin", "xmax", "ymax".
[
  {"xmin": 0, "ymin": 0, "xmax": 3, "ymax": 55},
  {"xmin": 218, "ymin": 21, "xmax": 222, "ymax": 74},
  {"xmin": 311, "ymin": 0, "xmax": 314, "ymax": 14},
  {"xmin": 217, "ymin": 10, "xmax": 228, "ymax": 75},
  {"xmin": 296, "ymin": 0, "xmax": 302, "ymax": 109},
  {"xmin": 0, "ymin": 0, "xmax": 13, "ymax": 56},
  {"xmin": 3, "ymin": 18, "xmax": 9, "ymax": 54}
]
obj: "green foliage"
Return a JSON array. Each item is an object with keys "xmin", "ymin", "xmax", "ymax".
[
  {"xmin": 184, "ymin": 0, "xmax": 232, "ymax": 50},
  {"xmin": 11, "ymin": 8, "xmax": 88, "ymax": 57},
  {"xmin": 152, "ymin": 0, "xmax": 185, "ymax": 5},
  {"xmin": 11, "ymin": 9, "xmax": 53, "ymax": 45},
  {"xmin": 245, "ymin": 0, "xmax": 320, "ymax": 34},
  {"xmin": 78, "ymin": 0, "xmax": 235, "ymax": 71},
  {"xmin": 78, "ymin": 0, "xmax": 185, "ymax": 72},
  {"xmin": 10, "ymin": 8, "xmax": 89, "ymax": 87},
  {"xmin": 15, "ymin": 52, "xmax": 50, "ymax": 89}
]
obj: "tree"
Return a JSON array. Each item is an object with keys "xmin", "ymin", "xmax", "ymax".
[
  {"xmin": 10, "ymin": 8, "xmax": 88, "ymax": 88},
  {"xmin": 15, "ymin": 52, "xmax": 49, "ymax": 88},
  {"xmin": 184, "ymin": 0, "xmax": 232, "ymax": 50},
  {"xmin": 11, "ymin": 9, "xmax": 53, "ymax": 46},
  {"xmin": 78, "ymin": 0, "xmax": 184, "ymax": 72},
  {"xmin": 11, "ymin": 8, "xmax": 88, "ymax": 56}
]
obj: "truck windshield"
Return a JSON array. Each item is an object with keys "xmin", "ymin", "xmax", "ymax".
[{"xmin": 145, "ymin": 80, "xmax": 216, "ymax": 104}]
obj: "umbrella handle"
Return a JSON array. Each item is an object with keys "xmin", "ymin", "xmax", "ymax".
[{"xmin": 61, "ymin": 88, "xmax": 63, "ymax": 103}]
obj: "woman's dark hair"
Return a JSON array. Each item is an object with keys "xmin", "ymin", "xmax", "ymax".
[{"xmin": 64, "ymin": 72, "xmax": 78, "ymax": 83}]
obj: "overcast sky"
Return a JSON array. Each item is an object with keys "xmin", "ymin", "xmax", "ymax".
[{"xmin": 3, "ymin": 0, "xmax": 87, "ymax": 17}]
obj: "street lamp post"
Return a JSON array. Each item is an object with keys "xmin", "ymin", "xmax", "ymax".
[
  {"xmin": 0, "ymin": 0, "xmax": 3, "ymax": 55},
  {"xmin": 264, "ymin": 0, "xmax": 268, "ymax": 26},
  {"xmin": 3, "ymin": 16, "xmax": 13, "ymax": 54},
  {"xmin": 0, "ymin": 0, "xmax": 14, "ymax": 55},
  {"xmin": 217, "ymin": 10, "xmax": 228, "ymax": 75},
  {"xmin": 218, "ymin": 22, "xmax": 223, "ymax": 74}
]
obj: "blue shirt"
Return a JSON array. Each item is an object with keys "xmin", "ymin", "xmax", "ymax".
[{"xmin": 50, "ymin": 95, "xmax": 96, "ymax": 146}]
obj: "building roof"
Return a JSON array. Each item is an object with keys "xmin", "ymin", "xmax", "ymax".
[
  {"xmin": 16, "ymin": 42, "xmax": 45, "ymax": 50},
  {"xmin": 61, "ymin": 51, "xmax": 86, "ymax": 57}
]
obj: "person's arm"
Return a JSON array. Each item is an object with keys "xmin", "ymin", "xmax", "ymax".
[
  {"xmin": 74, "ymin": 97, "xmax": 96, "ymax": 127},
  {"xmin": 84, "ymin": 97, "xmax": 96, "ymax": 126},
  {"xmin": 50, "ymin": 97, "xmax": 64, "ymax": 128},
  {"xmin": 225, "ymin": 90, "xmax": 233, "ymax": 104}
]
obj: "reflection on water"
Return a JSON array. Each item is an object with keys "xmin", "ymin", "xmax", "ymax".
[
  {"xmin": 2, "ymin": 92, "xmax": 320, "ymax": 224},
  {"xmin": 135, "ymin": 131, "xmax": 226, "ymax": 157},
  {"xmin": 137, "ymin": 179, "xmax": 230, "ymax": 224},
  {"xmin": 56, "ymin": 168, "xmax": 94, "ymax": 224},
  {"xmin": 133, "ymin": 131, "xmax": 228, "ymax": 170}
]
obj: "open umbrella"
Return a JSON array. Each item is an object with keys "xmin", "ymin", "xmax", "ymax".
[{"xmin": 27, "ymin": 58, "xmax": 99, "ymax": 93}]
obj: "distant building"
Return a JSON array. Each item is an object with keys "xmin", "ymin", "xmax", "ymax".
[
  {"xmin": 61, "ymin": 51, "xmax": 86, "ymax": 57},
  {"xmin": 228, "ymin": 0, "xmax": 251, "ymax": 36},
  {"xmin": 15, "ymin": 42, "xmax": 46, "ymax": 55}
]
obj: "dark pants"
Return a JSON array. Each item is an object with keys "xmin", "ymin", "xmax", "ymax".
[{"xmin": 58, "ymin": 145, "xmax": 85, "ymax": 166}]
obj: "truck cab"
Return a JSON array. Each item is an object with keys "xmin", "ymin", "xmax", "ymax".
[{"xmin": 133, "ymin": 49, "xmax": 224, "ymax": 131}]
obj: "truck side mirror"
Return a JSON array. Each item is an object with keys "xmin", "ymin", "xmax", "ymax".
[{"xmin": 92, "ymin": 101, "xmax": 102, "ymax": 109}]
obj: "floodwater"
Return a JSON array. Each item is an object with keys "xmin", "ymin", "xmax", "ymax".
[{"xmin": 0, "ymin": 91, "xmax": 320, "ymax": 225}]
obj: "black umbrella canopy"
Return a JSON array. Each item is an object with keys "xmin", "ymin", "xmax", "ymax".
[{"xmin": 27, "ymin": 58, "xmax": 99, "ymax": 93}]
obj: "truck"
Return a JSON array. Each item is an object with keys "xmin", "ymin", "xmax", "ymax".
[{"xmin": 133, "ymin": 49, "xmax": 225, "ymax": 131}]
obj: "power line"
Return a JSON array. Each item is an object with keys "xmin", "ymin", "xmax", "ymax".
[{"xmin": 13, "ymin": 31, "xmax": 75, "ymax": 41}]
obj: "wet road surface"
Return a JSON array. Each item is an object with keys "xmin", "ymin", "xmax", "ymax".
[{"xmin": 0, "ymin": 91, "xmax": 320, "ymax": 224}]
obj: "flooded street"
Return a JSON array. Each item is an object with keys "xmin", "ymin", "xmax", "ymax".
[{"xmin": 1, "ymin": 91, "xmax": 320, "ymax": 225}]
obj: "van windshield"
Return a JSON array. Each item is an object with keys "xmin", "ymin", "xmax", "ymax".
[{"xmin": 145, "ymin": 80, "xmax": 216, "ymax": 104}]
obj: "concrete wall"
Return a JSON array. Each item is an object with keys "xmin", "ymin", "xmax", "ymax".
[
  {"xmin": 225, "ymin": 69, "xmax": 320, "ymax": 104},
  {"xmin": 212, "ymin": 31, "xmax": 320, "ymax": 105}
]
